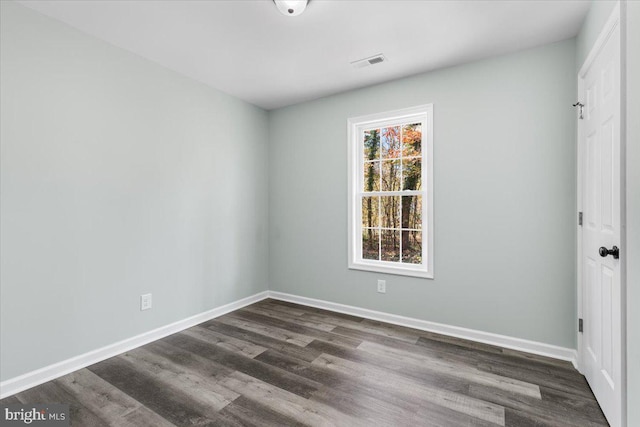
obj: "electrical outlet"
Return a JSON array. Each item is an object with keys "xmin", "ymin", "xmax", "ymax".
[
  {"xmin": 140, "ymin": 293, "xmax": 152, "ymax": 311},
  {"xmin": 377, "ymin": 280, "xmax": 386, "ymax": 293}
]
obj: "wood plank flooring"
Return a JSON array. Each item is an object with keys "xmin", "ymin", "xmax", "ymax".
[{"xmin": 1, "ymin": 299, "xmax": 609, "ymax": 426}]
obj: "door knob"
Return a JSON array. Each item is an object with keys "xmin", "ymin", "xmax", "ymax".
[{"xmin": 599, "ymin": 246, "xmax": 619, "ymax": 259}]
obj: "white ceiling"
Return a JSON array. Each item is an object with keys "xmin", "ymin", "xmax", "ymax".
[{"xmin": 18, "ymin": 0, "xmax": 590, "ymax": 110}]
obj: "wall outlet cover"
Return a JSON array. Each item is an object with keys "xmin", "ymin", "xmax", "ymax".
[{"xmin": 140, "ymin": 293, "xmax": 152, "ymax": 311}]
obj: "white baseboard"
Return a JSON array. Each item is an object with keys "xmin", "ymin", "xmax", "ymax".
[
  {"xmin": 1, "ymin": 288, "xmax": 579, "ymax": 399},
  {"xmin": 267, "ymin": 291, "xmax": 579, "ymax": 368},
  {"xmin": 0, "ymin": 291, "xmax": 269, "ymax": 400}
]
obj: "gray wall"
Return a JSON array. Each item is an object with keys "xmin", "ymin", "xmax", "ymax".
[
  {"xmin": 577, "ymin": 1, "xmax": 618, "ymax": 68},
  {"xmin": 269, "ymin": 39, "xmax": 578, "ymax": 348},
  {"xmin": 624, "ymin": 1, "xmax": 639, "ymax": 425},
  {"xmin": 0, "ymin": 1, "xmax": 269, "ymax": 381}
]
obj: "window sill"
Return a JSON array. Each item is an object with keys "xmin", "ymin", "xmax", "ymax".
[{"xmin": 349, "ymin": 261, "xmax": 434, "ymax": 279}]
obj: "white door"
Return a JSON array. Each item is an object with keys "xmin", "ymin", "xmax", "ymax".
[{"xmin": 579, "ymin": 9, "xmax": 622, "ymax": 427}]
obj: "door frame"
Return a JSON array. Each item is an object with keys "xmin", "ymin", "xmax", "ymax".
[{"xmin": 576, "ymin": 2, "xmax": 626, "ymax": 425}]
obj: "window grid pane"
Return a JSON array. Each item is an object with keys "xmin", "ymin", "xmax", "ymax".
[
  {"xmin": 362, "ymin": 196, "xmax": 379, "ymax": 228},
  {"xmin": 381, "ymin": 126, "xmax": 401, "ymax": 159},
  {"xmin": 357, "ymin": 115, "xmax": 427, "ymax": 270},
  {"xmin": 381, "ymin": 230, "xmax": 400, "ymax": 261},
  {"xmin": 402, "ymin": 123, "xmax": 422, "ymax": 157},
  {"xmin": 363, "ymin": 161, "xmax": 380, "ymax": 192},
  {"xmin": 402, "ymin": 230, "xmax": 422, "ymax": 264},
  {"xmin": 381, "ymin": 160, "xmax": 401, "ymax": 191},
  {"xmin": 362, "ymin": 123, "xmax": 422, "ymax": 264},
  {"xmin": 364, "ymin": 129, "xmax": 380, "ymax": 161},
  {"xmin": 363, "ymin": 125, "xmax": 422, "ymax": 195}
]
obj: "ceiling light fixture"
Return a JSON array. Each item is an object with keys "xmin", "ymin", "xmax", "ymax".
[{"xmin": 273, "ymin": 0, "xmax": 308, "ymax": 17}]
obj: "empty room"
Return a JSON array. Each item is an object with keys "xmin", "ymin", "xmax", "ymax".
[{"xmin": 0, "ymin": 0, "xmax": 638, "ymax": 426}]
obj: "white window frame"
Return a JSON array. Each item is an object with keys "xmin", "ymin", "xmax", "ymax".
[{"xmin": 347, "ymin": 104, "xmax": 434, "ymax": 279}]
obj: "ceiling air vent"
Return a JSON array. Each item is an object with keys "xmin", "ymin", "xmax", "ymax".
[{"xmin": 351, "ymin": 54, "xmax": 386, "ymax": 69}]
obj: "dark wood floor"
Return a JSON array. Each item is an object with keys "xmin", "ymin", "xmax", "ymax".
[{"xmin": 1, "ymin": 299, "xmax": 608, "ymax": 426}]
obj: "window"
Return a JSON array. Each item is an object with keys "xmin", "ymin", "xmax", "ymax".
[{"xmin": 348, "ymin": 104, "xmax": 433, "ymax": 278}]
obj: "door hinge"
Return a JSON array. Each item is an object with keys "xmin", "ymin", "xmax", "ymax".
[
  {"xmin": 573, "ymin": 102, "xmax": 584, "ymax": 120},
  {"xmin": 578, "ymin": 212, "xmax": 583, "ymax": 226},
  {"xmin": 579, "ymin": 318, "xmax": 583, "ymax": 333}
]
